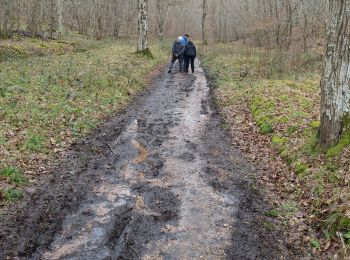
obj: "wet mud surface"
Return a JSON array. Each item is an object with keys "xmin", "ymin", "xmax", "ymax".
[{"xmin": 0, "ymin": 61, "xmax": 293, "ymax": 259}]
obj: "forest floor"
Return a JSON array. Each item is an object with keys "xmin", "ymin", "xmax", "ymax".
[
  {"xmin": 0, "ymin": 37, "xmax": 297, "ymax": 259},
  {"xmin": 200, "ymin": 43, "xmax": 350, "ymax": 258},
  {"xmin": 1, "ymin": 37, "xmax": 349, "ymax": 259}
]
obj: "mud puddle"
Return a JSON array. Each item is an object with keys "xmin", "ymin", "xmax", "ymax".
[{"xmin": 0, "ymin": 61, "xmax": 292, "ymax": 259}]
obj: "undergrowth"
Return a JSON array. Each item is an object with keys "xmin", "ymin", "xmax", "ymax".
[
  {"xmin": 0, "ymin": 33, "xmax": 112, "ymax": 62},
  {"xmin": 201, "ymin": 43, "xmax": 350, "ymax": 256},
  {"xmin": 0, "ymin": 36, "xmax": 168, "ymax": 203}
]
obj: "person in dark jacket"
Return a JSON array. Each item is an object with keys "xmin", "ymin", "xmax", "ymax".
[
  {"xmin": 184, "ymin": 39, "xmax": 196, "ymax": 73},
  {"xmin": 168, "ymin": 36, "xmax": 186, "ymax": 73}
]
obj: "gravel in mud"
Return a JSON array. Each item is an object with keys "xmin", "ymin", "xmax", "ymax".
[{"xmin": 0, "ymin": 61, "xmax": 294, "ymax": 259}]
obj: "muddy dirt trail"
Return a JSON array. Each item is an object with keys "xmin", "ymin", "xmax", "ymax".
[{"xmin": 0, "ymin": 61, "xmax": 293, "ymax": 259}]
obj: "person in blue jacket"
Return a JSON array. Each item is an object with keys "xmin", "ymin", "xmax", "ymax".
[
  {"xmin": 168, "ymin": 36, "xmax": 186, "ymax": 73},
  {"xmin": 182, "ymin": 34, "xmax": 190, "ymax": 44}
]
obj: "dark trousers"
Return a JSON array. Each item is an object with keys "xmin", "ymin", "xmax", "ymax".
[
  {"xmin": 169, "ymin": 54, "xmax": 184, "ymax": 72},
  {"xmin": 184, "ymin": 56, "xmax": 195, "ymax": 73}
]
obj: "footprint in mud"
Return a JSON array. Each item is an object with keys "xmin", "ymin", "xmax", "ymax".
[
  {"xmin": 201, "ymin": 100, "xmax": 209, "ymax": 115},
  {"xmin": 185, "ymin": 140, "xmax": 198, "ymax": 151},
  {"xmin": 178, "ymin": 152, "xmax": 196, "ymax": 162}
]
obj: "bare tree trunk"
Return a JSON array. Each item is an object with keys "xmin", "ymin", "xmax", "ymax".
[
  {"xmin": 70, "ymin": 0, "xmax": 82, "ymax": 35},
  {"xmin": 273, "ymin": 0, "xmax": 281, "ymax": 47},
  {"xmin": 217, "ymin": 0, "xmax": 228, "ymax": 43},
  {"xmin": 49, "ymin": 0, "xmax": 55, "ymax": 38},
  {"xmin": 223, "ymin": 0, "xmax": 227, "ymax": 42},
  {"xmin": 137, "ymin": 0, "xmax": 148, "ymax": 51},
  {"xmin": 218, "ymin": 0, "xmax": 222, "ymax": 42},
  {"xmin": 28, "ymin": 0, "xmax": 42, "ymax": 37},
  {"xmin": 57, "ymin": 0, "xmax": 64, "ymax": 37},
  {"xmin": 2, "ymin": 0, "xmax": 10, "ymax": 38},
  {"xmin": 319, "ymin": 0, "xmax": 350, "ymax": 149},
  {"xmin": 16, "ymin": 0, "xmax": 20, "ymax": 31},
  {"xmin": 286, "ymin": 0, "xmax": 292, "ymax": 49},
  {"xmin": 302, "ymin": 12, "xmax": 308, "ymax": 52},
  {"xmin": 202, "ymin": 0, "xmax": 208, "ymax": 44},
  {"xmin": 155, "ymin": 0, "xmax": 168, "ymax": 42}
]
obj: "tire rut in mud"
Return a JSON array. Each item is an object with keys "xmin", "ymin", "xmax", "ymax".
[{"xmin": 116, "ymin": 185, "xmax": 180, "ymax": 259}]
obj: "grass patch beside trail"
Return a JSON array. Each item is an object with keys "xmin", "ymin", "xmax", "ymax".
[
  {"xmin": 1, "ymin": 37, "xmax": 74, "ymax": 61},
  {"xmin": 201, "ymin": 44, "xmax": 350, "ymax": 256},
  {"xmin": 0, "ymin": 36, "xmax": 169, "ymax": 203},
  {"xmin": 0, "ymin": 33, "xmax": 108, "ymax": 62}
]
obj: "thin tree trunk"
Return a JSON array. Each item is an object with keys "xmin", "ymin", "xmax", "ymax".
[
  {"xmin": 16, "ymin": 0, "xmax": 20, "ymax": 31},
  {"xmin": 218, "ymin": 0, "xmax": 223, "ymax": 42},
  {"xmin": 274, "ymin": 0, "xmax": 281, "ymax": 47},
  {"xmin": 155, "ymin": 0, "xmax": 169, "ymax": 42},
  {"xmin": 202, "ymin": 0, "xmax": 208, "ymax": 44},
  {"xmin": 70, "ymin": 0, "xmax": 82, "ymax": 35},
  {"xmin": 57, "ymin": 0, "xmax": 64, "ymax": 37},
  {"xmin": 2, "ymin": 0, "xmax": 10, "ymax": 38},
  {"xmin": 286, "ymin": 0, "xmax": 292, "ymax": 49},
  {"xmin": 223, "ymin": 0, "xmax": 227, "ymax": 42},
  {"xmin": 28, "ymin": 1, "xmax": 41, "ymax": 37},
  {"xmin": 302, "ymin": 12, "xmax": 308, "ymax": 52},
  {"xmin": 319, "ymin": 0, "xmax": 350, "ymax": 149},
  {"xmin": 137, "ymin": 0, "xmax": 148, "ymax": 51}
]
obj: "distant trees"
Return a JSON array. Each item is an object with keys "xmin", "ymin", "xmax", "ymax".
[
  {"xmin": 65, "ymin": 0, "xmax": 138, "ymax": 40},
  {"xmin": 0, "ymin": 0, "xmax": 9, "ymax": 38},
  {"xmin": 0, "ymin": 0, "xmax": 139, "ymax": 39},
  {"xmin": 0, "ymin": 0, "xmax": 21, "ymax": 38},
  {"xmin": 154, "ymin": 0, "xmax": 168, "ymax": 42},
  {"xmin": 154, "ymin": 0, "xmax": 183, "ymax": 42},
  {"xmin": 217, "ymin": 0, "xmax": 228, "ymax": 43},
  {"xmin": 0, "ymin": 0, "xmax": 334, "ymax": 52},
  {"xmin": 319, "ymin": 0, "xmax": 350, "ymax": 149},
  {"xmin": 208, "ymin": 0, "xmax": 328, "ymax": 49}
]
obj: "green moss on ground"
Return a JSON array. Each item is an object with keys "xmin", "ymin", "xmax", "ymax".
[
  {"xmin": 327, "ymin": 130, "xmax": 350, "ymax": 157},
  {"xmin": 136, "ymin": 48, "xmax": 154, "ymax": 59},
  {"xmin": 1, "ymin": 167, "xmax": 27, "ymax": 185},
  {"xmin": 327, "ymin": 115, "xmax": 350, "ymax": 157},
  {"xmin": 0, "ymin": 34, "xmax": 108, "ymax": 61},
  {"xmin": 294, "ymin": 162, "xmax": 308, "ymax": 176},
  {"xmin": 272, "ymin": 135, "xmax": 287, "ymax": 148},
  {"xmin": 310, "ymin": 120, "xmax": 320, "ymax": 129},
  {"xmin": 3, "ymin": 188, "xmax": 23, "ymax": 202}
]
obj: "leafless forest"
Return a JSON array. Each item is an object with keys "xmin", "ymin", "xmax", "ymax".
[
  {"xmin": 1, "ymin": 0, "xmax": 350, "ymax": 258},
  {"xmin": 0, "ymin": 0, "xmax": 328, "ymax": 49}
]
